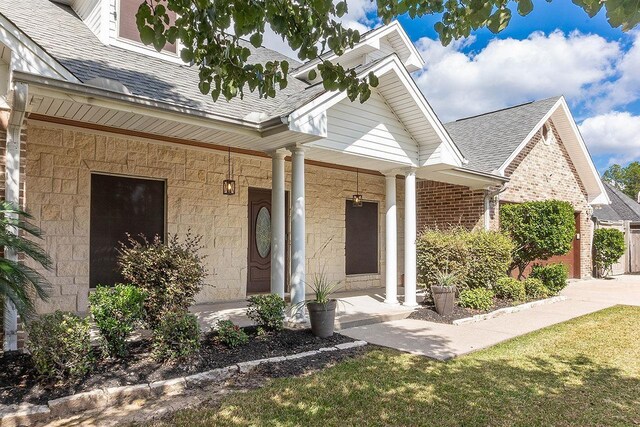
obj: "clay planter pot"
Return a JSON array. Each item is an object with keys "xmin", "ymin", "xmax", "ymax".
[
  {"xmin": 307, "ymin": 300, "xmax": 337, "ymax": 338},
  {"xmin": 430, "ymin": 285, "xmax": 457, "ymax": 316}
]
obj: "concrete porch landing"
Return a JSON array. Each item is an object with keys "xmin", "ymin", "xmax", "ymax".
[{"xmin": 190, "ymin": 288, "xmax": 416, "ymax": 332}]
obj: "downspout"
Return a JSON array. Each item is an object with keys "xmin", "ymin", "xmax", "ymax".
[
  {"xmin": 3, "ymin": 82, "xmax": 28, "ymax": 352},
  {"xmin": 483, "ymin": 183, "xmax": 508, "ymax": 231}
]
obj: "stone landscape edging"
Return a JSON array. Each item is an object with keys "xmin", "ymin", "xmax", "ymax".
[
  {"xmin": 0, "ymin": 340, "xmax": 368, "ymax": 427},
  {"xmin": 452, "ymin": 296, "xmax": 568, "ymax": 326}
]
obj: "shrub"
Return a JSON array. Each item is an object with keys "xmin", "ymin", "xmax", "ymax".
[
  {"xmin": 530, "ymin": 263, "xmax": 568, "ymax": 295},
  {"xmin": 118, "ymin": 232, "xmax": 206, "ymax": 328},
  {"xmin": 500, "ymin": 200, "xmax": 575, "ymax": 278},
  {"xmin": 524, "ymin": 278, "xmax": 550, "ymax": 299},
  {"xmin": 592, "ymin": 228, "xmax": 626, "ymax": 278},
  {"xmin": 493, "ymin": 277, "xmax": 526, "ymax": 301},
  {"xmin": 417, "ymin": 228, "xmax": 513, "ymax": 290},
  {"xmin": 89, "ymin": 284, "xmax": 146, "ymax": 358},
  {"xmin": 458, "ymin": 288, "xmax": 494, "ymax": 311},
  {"xmin": 466, "ymin": 231, "xmax": 514, "ymax": 290},
  {"xmin": 26, "ymin": 311, "xmax": 93, "ymax": 381},
  {"xmin": 152, "ymin": 311, "xmax": 201, "ymax": 361},
  {"xmin": 246, "ymin": 294, "xmax": 286, "ymax": 331},
  {"xmin": 216, "ymin": 320, "xmax": 249, "ymax": 348}
]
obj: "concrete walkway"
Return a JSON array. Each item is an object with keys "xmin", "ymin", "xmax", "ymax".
[{"xmin": 341, "ymin": 275, "xmax": 640, "ymax": 360}]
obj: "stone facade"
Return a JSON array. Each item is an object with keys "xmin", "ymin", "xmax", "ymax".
[
  {"xmin": 416, "ymin": 120, "xmax": 593, "ymax": 279},
  {"xmin": 23, "ymin": 120, "xmax": 406, "ymax": 313}
]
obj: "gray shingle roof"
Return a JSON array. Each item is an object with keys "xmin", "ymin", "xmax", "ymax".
[
  {"xmin": 444, "ymin": 96, "xmax": 562, "ymax": 173},
  {"xmin": 0, "ymin": 0, "xmax": 316, "ymax": 122},
  {"xmin": 593, "ymin": 182, "xmax": 640, "ymax": 222}
]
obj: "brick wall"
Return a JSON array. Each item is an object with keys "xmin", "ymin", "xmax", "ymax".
[
  {"xmin": 498, "ymin": 122, "xmax": 593, "ymax": 278},
  {"xmin": 416, "ymin": 120, "xmax": 593, "ymax": 279},
  {"xmin": 416, "ymin": 180, "xmax": 486, "ymax": 232},
  {"xmin": 24, "ymin": 120, "xmax": 406, "ymax": 313}
]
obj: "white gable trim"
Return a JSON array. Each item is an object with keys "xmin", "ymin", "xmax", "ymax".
[
  {"xmin": 293, "ymin": 21, "xmax": 425, "ymax": 78},
  {"xmin": 497, "ymin": 96, "xmax": 609, "ymax": 205},
  {"xmin": 0, "ymin": 14, "xmax": 79, "ymax": 82},
  {"xmin": 287, "ymin": 54, "xmax": 465, "ymax": 168}
]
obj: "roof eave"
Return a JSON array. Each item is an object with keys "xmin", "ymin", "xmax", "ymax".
[{"xmin": 13, "ymin": 71, "xmax": 286, "ymax": 136}]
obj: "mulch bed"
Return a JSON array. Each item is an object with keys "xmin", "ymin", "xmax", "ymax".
[
  {"xmin": 0, "ymin": 326, "xmax": 353, "ymax": 406},
  {"xmin": 408, "ymin": 298, "xmax": 520, "ymax": 324}
]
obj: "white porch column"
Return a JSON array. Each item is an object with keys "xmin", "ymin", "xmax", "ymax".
[
  {"xmin": 270, "ymin": 150, "xmax": 286, "ymax": 298},
  {"xmin": 290, "ymin": 146, "xmax": 306, "ymax": 310},
  {"xmin": 403, "ymin": 168, "xmax": 418, "ymax": 307},
  {"xmin": 4, "ymin": 83, "xmax": 28, "ymax": 352},
  {"xmin": 384, "ymin": 173, "xmax": 398, "ymax": 305}
]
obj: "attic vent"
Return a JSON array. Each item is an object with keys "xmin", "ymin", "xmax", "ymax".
[
  {"xmin": 85, "ymin": 77, "xmax": 132, "ymax": 95},
  {"xmin": 541, "ymin": 123, "xmax": 554, "ymax": 145}
]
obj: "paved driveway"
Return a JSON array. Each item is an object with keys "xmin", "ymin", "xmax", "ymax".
[{"xmin": 341, "ymin": 275, "xmax": 640, "ymax": 360}]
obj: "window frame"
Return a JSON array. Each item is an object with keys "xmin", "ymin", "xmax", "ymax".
[{"xmin": 115, "ymin": 0, "xmax": 179, "ymax": 56}]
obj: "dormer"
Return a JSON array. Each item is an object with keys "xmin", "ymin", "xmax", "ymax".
[
  {"xmin": 56, "ymin": 0, "xmax": 181, "ymax": 62},
  {"xmin": 293, "ymin": 21, "xmax": 425, "ymax": 83}
]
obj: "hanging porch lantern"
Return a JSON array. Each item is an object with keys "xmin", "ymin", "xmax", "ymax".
[
  {"xmin": 352, "ymin": 169, "xmax": 363, "ymax": 207},
  {"xmin": 223, "ymin": 147, "xmax": 236, "ymax": 195}
]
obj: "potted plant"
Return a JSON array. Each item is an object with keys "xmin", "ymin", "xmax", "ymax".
[
  {"xmin": 294, "ymin": 272, "xmax": 342, "ymax": 338},
  {"xmin": 431, "ymin": 270, "xmax": 458, "ymax": 316}
]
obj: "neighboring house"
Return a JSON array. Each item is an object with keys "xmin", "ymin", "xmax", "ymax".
[
  {"xmin": 417, "ymin": 97, "xmax": 609, "ymax": 279},
  {"xmin": 592, "ymin": 182, "xmax": 640, "ymax": 275},
  {"xmin": 0, "ymin": 1, "xmax": 608, "ymax": 350}
]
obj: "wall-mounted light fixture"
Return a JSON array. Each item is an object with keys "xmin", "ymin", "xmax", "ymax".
[
  {"xmin": 223, "ymin": 147, "xmax": 236, "ymax": 195},
  {"xmin": 352, "ymin": 169, "xmax": 363, "ymax": 207}
]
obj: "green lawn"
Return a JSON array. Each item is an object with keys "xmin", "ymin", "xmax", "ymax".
[{"xmin": 150, "ymin": 306, "xmax": 640, "ymax": 426}]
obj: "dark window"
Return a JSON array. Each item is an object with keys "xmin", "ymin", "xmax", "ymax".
[
  {"xmin": 90, "ymin": 174, "xmax": 165, "ymax": 288},
  {"xmin": 345, "ymin": 200, "xmax": 378, "ymax": 275},
  {"xmin": 118, "ymin": 0, "xmax": 177, "ymax": 53}
]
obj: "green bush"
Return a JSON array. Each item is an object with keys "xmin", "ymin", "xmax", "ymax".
[
  {"xmin": 500, "ymin": 200, "xmax": 575, "ymax": 278},
  {"xmin": 152, "ymin": 311, "xmax": 201, "ymax": 361},
  {"xmin": 593, "ymin": 228, "xmax": 626, "ymax": 277},
  {"xmin": 417, "ymin": 228, "xmax": 513, "ymax": 290},
  {"xmin": 216, "ymin": 320, "xmax": 249, "ymax": 348},
  {"xmin": 118, "ymin": 232, "xmax": 206, "ymax": 328},
  {"xmin": 458, "ymin": 288, "xmax": 494, "ymax": 311},
  {"xmin": 246, "ymin": 294, "xmax": 286, "ymax": 331},
  {"xmin": 89, "ymin": 284, "xmax": 146, "ymax": 358},
  {"xmin": 493, "ymin": 277, "xmax": 526, "ymax": 301},
  {"xmin": 530, "ymin": 263, "xmax": 568, "ymax": 295},
  {"xmin": 26, "ymin": 311, "xmax": 93, "ymax": 381},
  {"xmin": 524, "ymin": 278, "xmax": 550, "ymax": 299}
]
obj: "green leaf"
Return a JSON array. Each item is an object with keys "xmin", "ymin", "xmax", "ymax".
[
  {"xmin": 308, "ymin": 69, "xmax": 317, "ymax": 80},
  {"xmin": 139, "ymin": 26, "xmax": 155, "ymax": 46},
  {"xmin": 517, "ymin": 0, "xmax": 534, "ymax": 16},
  {"xmin": 250, "ymin": 33, "xmax": 263, "ymax": 48},
  {"xmin": 180, "ymin": 49, "xmax": 194, "ymax": 63}
]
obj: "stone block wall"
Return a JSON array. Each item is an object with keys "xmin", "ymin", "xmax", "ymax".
[{"xmin": 24, "ymin": 120, "xmax": 406, "ymax": 313}]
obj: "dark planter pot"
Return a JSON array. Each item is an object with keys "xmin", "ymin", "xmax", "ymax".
[
  {"xmin": 307, "ymin": 300, "xmax": 337, "ymax": 338},
  {"xmin": 431, "ymin": 285, "xmax": 456, "ymax": 316}
]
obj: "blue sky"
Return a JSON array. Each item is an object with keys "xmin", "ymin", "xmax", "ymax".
[
  {"xmin": 264, "ymin": 2, "xmax": 640, "ymax": 173},
  {"xmin": 397, "ymin": 3, "xmax": 640, "ymax": 173}
]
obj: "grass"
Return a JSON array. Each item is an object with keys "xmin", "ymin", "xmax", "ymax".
[{"xmin": 148, "ymin": 306, "xmax": 640, "ymax": 426}]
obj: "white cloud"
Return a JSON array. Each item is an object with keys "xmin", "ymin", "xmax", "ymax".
[
  {"xmin": 579, "ymin": 111, "xmax": 640, "ymax": 166},
  {"xmin": 413, "ymin": 30, "xmax": 621, "ymax": 122}
]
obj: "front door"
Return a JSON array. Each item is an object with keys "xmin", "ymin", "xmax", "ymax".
[{"xmin": 247, "ymin": 188, "xmax": 288, "ymax": 294}]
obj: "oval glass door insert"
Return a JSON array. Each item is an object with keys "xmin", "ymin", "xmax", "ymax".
[{"xmin": 256, "ymin": 206, "xmax": 271, "ymax": 258}]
